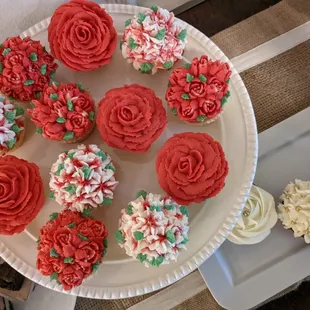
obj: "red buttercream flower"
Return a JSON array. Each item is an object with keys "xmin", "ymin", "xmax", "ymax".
[
  {"xmin": 75, "ymin": 241, "xmax": 102, "ymax": 264},
  {"xmin": 156, "ymin": 132, "xmax": 229, "ymax": 205},
  {"xmin": 96, "ymin": 84, "xmax": 167, "ymax": 153},
  {"xmin": 58, "ymin": 265, "xmax": 84, "ymax": 291},
  {"xmin": 0, "ymin": 156, "xmax": 44, "ymax": 235},
  {"xmin": 0, "ymin": 36, "xmax": 58, "ymax": 102},
  {"xmin": 28, "ymin": 82, "xmax": 95, "ymax": 142},
  {"xmin": 166, "ymin": 55, "xmax": 232, "ymax": 123},
  {"xmin": 37, "ymin": 252, "xmax": 54, "ymax": 276},
  {"xmin": 77, "ymin": 218, "xmax": 108, "ymax": 239},
  {"xmin": 48, "ymin": 0, "xmax": 117, "ymax": 71}
]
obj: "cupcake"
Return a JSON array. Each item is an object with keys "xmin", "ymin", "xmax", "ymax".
[
  {"xmin": 0, "ymin": 155, "xmax": 44, "ymax": 235},
  {"xmin": 49, "ymin": 144, "xmax": 118, "ymax": 212},
  {"xmin": 28, "ymin": 82, "xmax": 95, "ymax": 143},
  {"xmin": 166, "ymin": 55, "xmax": 232, "ymax": 125},
  {"xmin": 0, "ymin": 97, "xmax": 25, "ymax": 155},
  {"xmin": 116, "ymin": 191, "xmax": 189, "ymax": 267},
  {"xmin": 36, "ymin": 210, "xmax": 108, "ymax": 291},
  {"xmin": 48, "ymin": 0, "xmax": 117, "ymax": 71},
  {"xmin": 156, "ymin": 132, "xmax": 229, "ymax": 205},
  {"xmin": 96, "ymin": 84, "xmax": 167, "ymax": 153},
  {"xmin": 121, "ymin": 5, "xmax": 187, "ymax": 74},
  {"xmin": 0, "ymin": 36, "xmax": 58, "ymax": 102},
  {"xmin": 228, "ymin": 185, "xmax": 277, "ymax": 245},
  {"xmin": 278, "ymin": 179, "xmax": 310, "ymax": 243}
]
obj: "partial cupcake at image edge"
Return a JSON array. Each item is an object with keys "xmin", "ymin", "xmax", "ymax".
[
  {"xmin": 0, "ymin": 36, "xmax": 58, "ymax": 102},
  {"xmin": 0, "ymin": 97, "xmax": 25, "ymax": 155},
  {"xmin": 116, "ymin": 190, "xmax": 189, "ymax": 267},
  {"xmin": 166, "ymin": 55, "xmax": 232, "ymax": 125},
  {"xmin": 48, "ymin": 0, "xmax": 117, "ymax": 71},
  {"xmin": 121, "ymin": 5, "xmax": 187, "ymax": 74},
  {"xmin": 0, "ymin": 155, "xmax": 44, "ymax": 235},
  {"xmin": 96, "ymin": 84, "xmax": 167, "ymax": 153},
  {"xmin": 28, "ymin": 81, "xmax": 95, "ymax": 143},
  {"xmin": 49, "ymin": 144, "xmax": 119, "ymax": 212},
  {"xmin": 278, "ymin": 179, "xmax": 310, "ymax": 243},
  {"xmin": 156, "ymin": 132, "xmax": 229, "ymax": 205},
  {"xmin": 36, "ymin": 209, "xmax": 108, "ymax": 291}
]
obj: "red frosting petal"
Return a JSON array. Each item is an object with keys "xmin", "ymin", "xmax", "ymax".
[{"xmin": 156, "ymin": 132, "xmax": 229, "ymax": 205}]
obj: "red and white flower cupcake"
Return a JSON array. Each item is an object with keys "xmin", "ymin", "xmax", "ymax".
[
  {"xmin": 0, "ymin": 97, "xmax": 25, "ymax": 155},
  {"xmin": 121, "ymin": 5, "xmax": 187, "ymax": 74},
  {"xmin": 28, "ymin": 82, "xmax": 95, "ymax": 143},
  {"xmin": 166, "ymin": 55, "xmax": 232, "ymax": 125},
  {"xmin": 116, "ymin": 191, "xmax": 189, "ymax": 267},
  {"xmin": 0, "ymin": 36, "xmax": 58, "ymax": 102},
  {"xmin": 36, "ymin": 210, "xmax": 108, "ymax": 291},
  {"xmin": 49, "ymin": 144, "xmax": 118, "ymax": 212}
]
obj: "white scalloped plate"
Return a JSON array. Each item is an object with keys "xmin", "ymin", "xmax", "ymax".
[{"xmin": 0, "ymin": 4, "xmax": 257, "ymax": 298}]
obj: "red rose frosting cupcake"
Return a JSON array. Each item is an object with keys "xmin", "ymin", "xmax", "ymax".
[
  {"xmin": 96, "ymin": 84, "xmax": 167, "ymax": 153},
  {"xmin": 0, "ymin": 97, "xmax": 25, "ymax": 155},
  {"xmin": 36, "ymin": 210, "xmax": 108, "ymax": 291},
  {"xmin": 0, "ymin": 155, "xmax": 44, "ymax": 235},
  {"xmin": 48, "ymin": 0, "xmax": 117, "ymax": 71},
  {"xmin": 28, "ymin": 82, "xmax": 95, "ymax": 143},
  {"xmin": 0, "ymin": 36, "xmax": 58, "ymax": 102},
  {"xmin": 49, "ymin": 144, "xmax": 118, "ymax": 212},
  {"xmin": 156, "ymin": 132, "xmax": 229, "ymax": 205},
  {"xmin": 121, "ymin": 5, "xmax": 187, "ymax": 74},
  {"xmin": 166, "ymin": 55, "xmax": 232, "ymax": 125}
]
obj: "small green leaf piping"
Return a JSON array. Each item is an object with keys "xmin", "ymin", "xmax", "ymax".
[
  {"xmin": 89, "ymin": 111, "xmax": 95, "ymax": 122},
  {"xmin": 63, "ymin": 131, "xmax": 74, "ymax": 141},
  {"xmin": 50, "ymin": 247, "xmax": 59, "ymax": 258},
  {"xmin": 64, "ymin": 257, "xmax": 73, "ymax": 264},
  {"xmin": 133, "ymin": 231, "xmax": 144, "ymax": 241},
  {"xmin": 115, "ymin": 230, "xmax": 125, "ymax": 243},
  {"xmin": 29, "ymin": 52, "xmax": 38, "ymax": 62},
  {"xmin": 56, "ymin": 117, "xmax": 66, "ymax": 123},
  {"xmin": 136, "ymin": 190, "xmax": 147, "ymax": 199},
  {"xmin": 49, "ymin": 212, "xmax": 58, "ymax": 221}
]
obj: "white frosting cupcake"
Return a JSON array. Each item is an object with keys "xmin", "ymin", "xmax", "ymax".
[
  {"xmin": 278, "ymin": 179, "xmax": 310, "ymax": 243},
  {"xmin": 228, "ymin": 185, "xmax": 277, "ymax": 245}
]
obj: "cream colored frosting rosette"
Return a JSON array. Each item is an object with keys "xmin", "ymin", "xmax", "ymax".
[
  {"xmin": 228, "ymin": 185, "xmax": 277, "ymax": 245},
  {"xmin": 278, "ymin": 179, "xmax": 310, "ymax": 243}
]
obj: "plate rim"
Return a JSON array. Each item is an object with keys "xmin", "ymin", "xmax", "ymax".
[{"xmin": 0, "ymin": 3, "xmax": 258, "ymax": 299}]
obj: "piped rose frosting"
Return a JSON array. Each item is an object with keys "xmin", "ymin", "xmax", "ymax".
[
  {"xmin": 121, "ymin": 6, "xmax": 187, "ymax": 74},
  {"xmin": 0, "ymin": 155, "xmax": 44, "ymax": 235},
  {"xmin": 96, "ymin": 84, "xmax": 167, "ymax": 153},
  {"xmin": 49, "ymin": 144, "xmax": 118, "ymax": 212},
  {"xmin": 166, "ymin": 55, "xmax": 232, "ymax": 124},
  {"xmin": 156, "ymin": 132, "xmax": 229, "ymax": 205},
  {"xmin": 116, "ymin": 191, "xmax": 189, "ymax": 267},
  {"xmin": 48, "ymin": 0, "xmax": 117, "ymax": 71},
  {"xmin": 0, "ymin": 36, "xmax": 58, "ymax": 102},
  {"xmin": 37, "ymin": 209, "xmax": 108, "ymax": 291},
  {"xmin": 28, "ymin": 82, "xmax": 95, "ymax": 142}
]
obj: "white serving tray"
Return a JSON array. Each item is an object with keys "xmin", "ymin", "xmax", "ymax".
[{"xmin": 199, "ymin": 107, "xmax": 310, "ymax": 310}]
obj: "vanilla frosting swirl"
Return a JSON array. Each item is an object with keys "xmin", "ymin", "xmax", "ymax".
[{"xmin": 228, "ymin": 185, "xmax": 277, "ymax": 244}]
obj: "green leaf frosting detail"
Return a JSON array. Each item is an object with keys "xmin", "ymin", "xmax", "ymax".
[
  {"xmin": 0, "ymin": 62, "xmax": 3, "ymax": 74},
  {"xmin": 40, "ymin": 64, "xmax": 47, "ymax": 75},
  {"xmin": 156, "ymin": 29, "xmax": 166, "ymax": 40},
  {"xmin": 133, "ymin": 231, "xmax": 144, "ymax": 241},
  {"xmin": 226, "ymin": 90, "xmax": 231, "ymax": 97},
  {"xmin": 15, "ymin": 106, "xmax": 24, "ymax": 117},
  {"xmin": 164, "ymin": 204, "xmax": 175, "ymax": 210},
  {"xmin": 166, "ymin": 230, "xmax": 176, "ymax": 243},
  {"xmin": 35, "ymin": 127, "xmax": 43, "ymax": 134},
  {"xmin": 65, "ymin": 184, "xmax": 77, "ymax": 195},
  {"xmin": 163, "ymin": 61, "xmax": 173, "ymax": 69},
  {"xmin": 150, "ymin": 5, "xmax": 158, "ymax": 13},
  {"xmin": 6, "ymin": 138, "xmax": 16, "ymax": 149},
  {"xmin": 103, "ymin": 238, "xmax": 108, "ymax": 248},
  {"xmin": 4, "ymin": 110, "xmax": 16, "ymax": 123},
  {"xmin": 89, "ymin": 111, "xmax": 95, "ymax": 122},
  {"xmin": 67, "ymin": 151, "xmax": 75, "ymax": 160},
  {"xmin": 137, "ymin": 253, "xmax": 147, "ymax": 263},
  {"xmin": 55, "ymin": 162, "xmax": 64, "ymax": 176},
  {"xmin": 67, "ymin": 222, "xmax": 76, "ymax": 229},
  {"xmin": 78, "ymin": 233, "xmax": 89, "ymax": 241},
  {"xmin": 49, "ymin": 212, "xmax": 58, "ymax": 221},
  {"xmin": 150, "ymin": 256, "xmax": 164, "ymax": 267},
  {"xmin": 137, "ymin": 13, "xmax": 147, "ymax": 24},
  {"xmin": 126, "ymin": 204, "xmax": 133, "ymax": 215},
  {"xmin": 2, "ymin": 48, "xmax": 11, "ymax": 56},
  {"xmin": 96, "ymin": 150, "xmax": 107, "ymax": 161},
  {"xmin": 50, "ymin": 70, "xmax": 56, "ymax": 79},
  {"xmin": 125, "ymin": 19, "xmax": 132, "ymax": 27},
  {"xmin": 171, "ymin": 108, "xmax": 177, "ymax": 115},
  {"xmin": 67, "ymin": 99, "xmax": 74, "ymax": 111},
  {"xmin": 186, "ymin": 73, "xmax": 194, "ymax": 83},
  {"xmin": 140, "ymin": 62, "xmax": 153, "ymax": 74},
  {"xmin": 35, "ymin": 92, "xmax": 41, "ymax": 100},
  {"xmin": 181, "ymin": 236, "xmax": 189, "ymax": 244},
  {"xmin": 196, "ymin": 115, "xmax": 206, "ymax": 122},
  {"xmin": 24, "ymin": 79, "xmax": 34, "ymax": 86},
  {"xmin": 48, "ymin": 191, "xmax": 56, "ymax": 200},
  {"xmin": 82, "ymin": 208, "xmax": 93, "ymax": 219},
  {"xmin": 115, "ymin": 230, "xmax": 125, "ymax": 243},
  {"xmin": 167, "ymin": 81, "xmax": 172, "ymax": 87},
  {"xmin": 50, "ymin": 247, "xmax": 59, "ymax": 258},
  {"xmin": 199, "ymin": 74, "xmax": 207, "ymax": 82},
  {"xmin": 183, "ymin": 63, "xmax": 191, "ymax": 69},
  {"xmin": 150, "ymin": 205, "xmax": 161, "ymax": 212},
  {"xmin": 136, "ymin": 190, "xmax": 147, "ymax": 199},
  {"xmin": 180, "ymin": 206, "xmax": 189, "ymax": 217},
  {"xmin": 36, "ymin": 237, "xmax": 40, "ymax": 245},
  {"xmin": 101, "ymin": 248, "xmax": 107, "ymax": 258},
  {"xmin": 82, "ymin": 165, "xmax": 92, "ymax": 180},
  {"xmin": 64, "ymin": 257, "xmax": 73, "ymax": 264},
  {"xmin": 56, "ymin": 117, "xmax": 66, "ymax": 123},
  {"xmin": 92, "ymin": 261, "xmax": 100, "ymax": 273},
  {"xmin": 50, "ymin": 272, "xmax": 58, "ymax": 281},
  {"xmin": 50, "ymin": 93, "xmax": 58, "ymax": 101},
  {"xmin": 63, "ymin": 131, "xmax": 74, "ymax": 141},
  {"xmin": 177, "ymin": 29, "xmax": 187, "ymax": 42},
  {"xmin": 30, "ymin": 52, "xmax": 38, "ymax": 62},
  {"xmin": 100, "ymin": 197, "xmax": 113, "ymax": 206},
  {"xmin": 181, "ymin": 93, "xmax": 190, "ymax": 100},
  {"xmin": 105, "ymin": 164, "xmax": 115, "ymax": 171},
  {"xmin": 129, "ymin": 37, "xmax": 138, "ymax": 50}
]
